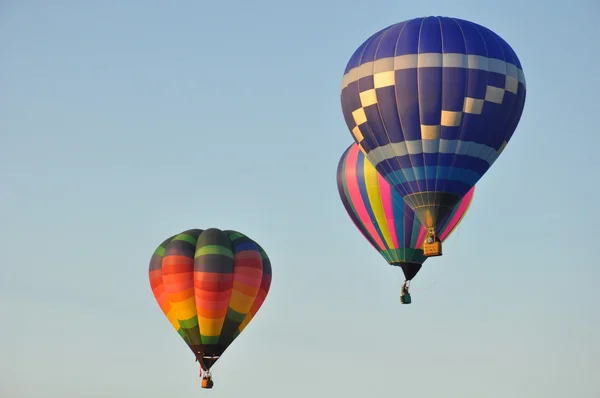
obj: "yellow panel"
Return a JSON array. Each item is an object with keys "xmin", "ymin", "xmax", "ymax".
[
  {"xmin": 171, "ymin": 296, "xmax": 197, "ymax": 320},
  {"xmin": 352, "ymin": 126, "xmax": 364, "ymax": 141},
  {"xmin": 441, "ymin": 110, "xmax": 462, "ymax": 127},
  {"xmin": 374, "ymin": 71, "xmax": 395, "ymax": 88},
  {"xmin": 352, "ymin": 108, "xmax": 367, "ymax": 126},
  {"xmin": 484, "ymin": 86, "xmax": 505, "ymax": 104},
  {"xmin": 359, "ymin": 89, "xmax": 378, "ymax": 107},
  {"xmin": 463, "ymin": 97, "xmax": 484, "ymax": 115},
  {"xmin": 228, "ymin": 290, "xmax": 256, "ymax": 314},
  {"xmin": 362, "ymin": 156, "xmax": 394, "ymax": 248},
  {"xmin": 166, "ymin": 308, "xmax": 180, "ymax": 330},
  {"xmin": 198, "ymin": 317, "xmax": 226, "ymax": 337},
  {"xmin": 421, "ymin": 125, "xmax": 441, "ymax": 140}
]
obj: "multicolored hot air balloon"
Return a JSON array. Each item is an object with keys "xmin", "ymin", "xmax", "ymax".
[
  {"xmin": 149, "ymin": 228, "xmax": 272, "ymax": 389},
  {"xmin": 340, "ymin": 16, "xmax": 525, "ymax": 256},
  {"xmin": 337, "ymin": 143, "xmax": 474, "ymax": 303}
]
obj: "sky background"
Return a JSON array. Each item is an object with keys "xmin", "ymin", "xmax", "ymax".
[{"xmin": 1, "ymin": 0, "xmax": 599, "ymax": 397}]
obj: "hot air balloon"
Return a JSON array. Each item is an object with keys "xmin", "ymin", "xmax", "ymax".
[
  {"xmin": 337, "ymin": 143, "xmax": 474, "ymax": 303},
  {"xmin": 148, "ymin": 228, "xmax": 272, "ymax": 389},
  {"xmin": 340, "ymin": 16, "xmax": 525, "ymax": 257}
]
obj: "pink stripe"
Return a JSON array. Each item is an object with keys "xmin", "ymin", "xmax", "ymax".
[
  {"xmin": 233, "ymin": 273, "xmax": 262, "ymax": 287},
  {"xmin": 345, "ymin": 146, "xmax": 386, "ymax": 250},
  {"xmin": 440, "ymin": 187, "xmax": 475, "ymax": 241},
  {"xmin": 416, "ymin": 225, "xmax": 427, "ymax": 247},
  {"xmin": 377, "ymin": 173, "xmax": 399, "ymax": 248}
]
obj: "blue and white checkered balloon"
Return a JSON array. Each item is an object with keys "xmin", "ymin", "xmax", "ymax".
[{"xmin": 340, "ymin": 16, "xmax": 526, "ymax": 233}]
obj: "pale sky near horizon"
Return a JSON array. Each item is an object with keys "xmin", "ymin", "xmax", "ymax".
[{"xmin": 1, "ymin": 1, "xmax": 599, "ymax": 397}]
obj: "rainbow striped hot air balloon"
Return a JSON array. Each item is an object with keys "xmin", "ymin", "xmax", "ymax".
[
  {"xmin": 336, "ymin": 143, "xmax": 473, "ymax": 303},
  {"xmin": 149, "ymin": 228, "xmax": 272, "ymax": 388}
]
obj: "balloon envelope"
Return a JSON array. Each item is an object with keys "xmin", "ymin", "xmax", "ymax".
[
  {"xmin": 340, "ymin": 16, "xmax": 525, "ymax": 230},
  {"xmin": 337, "ymin": 143, "xmax": 474, "ymax": 279},
  {"xmin": 149, "ymin": 228, "xmax": 272, "ymax": 371}
]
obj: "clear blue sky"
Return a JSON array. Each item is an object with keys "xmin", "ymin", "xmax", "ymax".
[{"xmin": 1, "ymin": 0, "xmax": 599, "ymax": 397}]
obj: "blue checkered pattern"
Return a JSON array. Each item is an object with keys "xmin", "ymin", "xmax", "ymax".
[{"xmin": 340, "ymin": 16, "xmax": 526, "ymax": 200}]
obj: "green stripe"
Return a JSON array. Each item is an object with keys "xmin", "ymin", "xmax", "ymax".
[
  {"xmin": 154, "ymin": 246, "xmax": 166, "ymax": 256},
  {"xmin": 172, "ymin": 233, "xmax": 198, "ymax": 246},
  {"xmin": 200, "ymin": 335, "xmax": 220, "ymax": 344},
  {"xmin": 227, "ymin": 231, "xmax": 245, "ymax": 241},
  {"xmin": 410, "ymin": 214, "xmax": 422, "ymax": 248},
  {"xmin": 179, "ymin": 317, "xmax": 201, "ymax": 346},
  {"xmin": 179, "ymin": 317, "xmax": 199, "ymax": 329},
  {"xmin": 226, "ymin": 308, "xmax": 246, "ymax": 323},
  {"xmin": 195, "ymin": 245, "xmax": 234, "ymax": 259},
  {"xmin": 384, "ymin": 248, "xmax": 426, "ymax": 265},
  {"xmin": 380, "ymin": 250, "xmax": 392, "ymax": 263}
]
